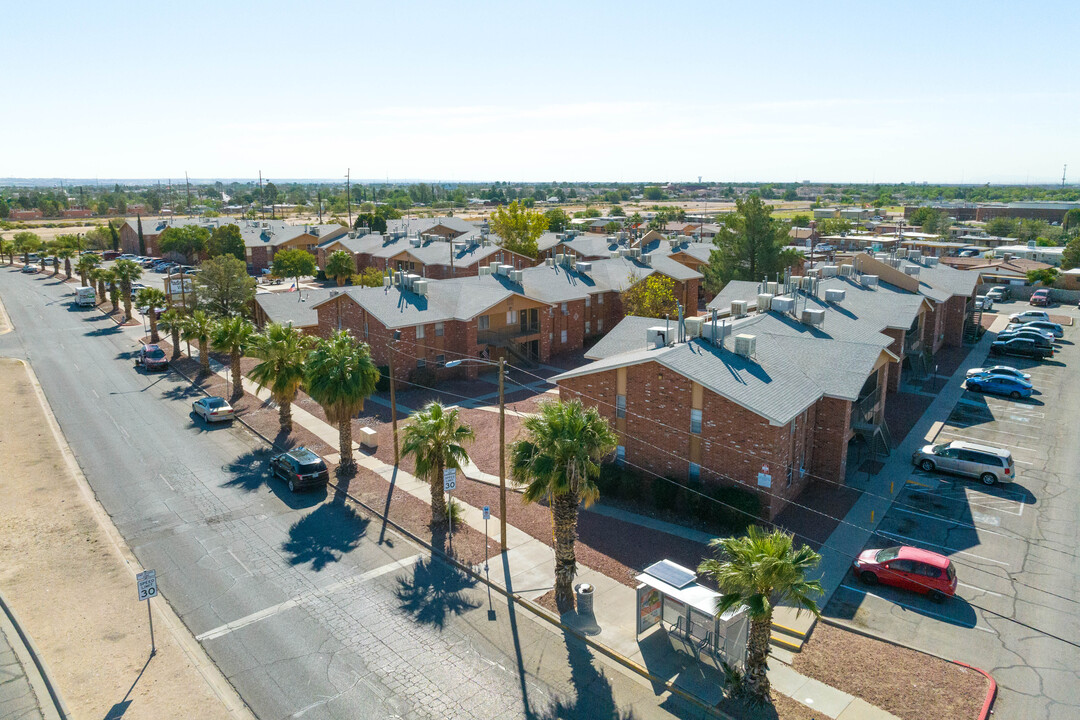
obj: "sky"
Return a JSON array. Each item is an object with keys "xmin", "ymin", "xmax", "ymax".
[{"xmin": 2, "ymin": 0, "xmax": 1077, "ymax": 184}]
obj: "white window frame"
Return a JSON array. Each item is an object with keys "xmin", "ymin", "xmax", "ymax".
[
  {"xmin": 435, "ymin": 322, "xmax": 444, "ymax": 337},
  {"xmin": 690, "ymin": 408, "xmax": 702, "ymax": 435}
]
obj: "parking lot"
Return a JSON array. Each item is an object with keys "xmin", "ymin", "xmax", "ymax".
[{"xmin": 827, "ymin": 299, "xmax": 1080, "ymax": 720}]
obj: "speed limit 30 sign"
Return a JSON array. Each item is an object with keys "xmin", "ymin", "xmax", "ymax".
[{"xmin": 136, "ymin": 569, "xmax": 158, "ymax": 601}]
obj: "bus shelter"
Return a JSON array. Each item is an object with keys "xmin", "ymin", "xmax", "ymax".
[{"xmin": 635, "ymin": 559, "xmax": 749, "ymax": 672}]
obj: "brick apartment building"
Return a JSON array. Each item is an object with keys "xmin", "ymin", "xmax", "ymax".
[
  {"xmin": 554, "ymin": 309, "xmax": 897, "ymax": 520},
  {"xmin": 9, "ymin": 209, "xmax": 43, "ymax": 220},
  {"xmin": 904, "ymin": 202, "xmax": 1080, "ymax": 224}
]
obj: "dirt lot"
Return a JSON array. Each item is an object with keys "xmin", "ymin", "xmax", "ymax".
[
  {"xmin": 793, "ymin": 622, "xmax": 987, "ymax": 720},
  {"xmin": 0, "ymin": 358, "xmax": 249, "ymax": 720}
]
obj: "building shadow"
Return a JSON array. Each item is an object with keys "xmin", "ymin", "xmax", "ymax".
[
  {"xmin": 281, "ymin": 502, "xmax": 368, "ymax": 571},
  {"xmin": 393, "ymin": 555, "xmax": 479, "ymax": 630}
]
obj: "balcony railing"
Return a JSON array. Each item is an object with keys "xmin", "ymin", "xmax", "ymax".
[
  {"xmin": 851, "ymin": 387, "xmax": 882, "ymax": 428},
  {"xmin": 478, "ymin": 324, "xmax": 540, "ymax": 347}
]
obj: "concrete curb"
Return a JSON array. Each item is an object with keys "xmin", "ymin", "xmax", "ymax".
[
  {"xmin": 818, "ymin": 617, "xmax": 997, "ymax": 719},
  {"xmin": 167, "ymin": 358, "xmax": 736, "ymax": 720},
  {"xmin": 0, "ymin": 590, "xmax": 69, "ymax": 720}
]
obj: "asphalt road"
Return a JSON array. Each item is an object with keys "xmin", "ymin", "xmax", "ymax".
[
  {"xmin": 828, "ymin": 299, "xmax": 1080, "ymax": 720},
  {"xmin": 0, "ymin": 268, "xmax": 692, "ymax": 720}
]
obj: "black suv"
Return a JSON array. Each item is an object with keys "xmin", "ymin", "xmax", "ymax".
[
  {"xmin": 270, "ymin": 447, "xmax": 329, "ymax": 492},
  {"xmin": 990, "ymin": 337, "xmax": 1053, "ymax": 359}
]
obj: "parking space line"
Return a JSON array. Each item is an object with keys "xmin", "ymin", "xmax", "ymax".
[
  {"xmin": 937, "ymin": 430, "xmax": 1040, "ymax": 449},
  {"xmin": 891, "ymin": 506, "xmax": 1003, "ymax": 529},
  {"xmin": 942, "ymin": 425, "xmax": 1042, "ymax": 440},
  {"xmin": 958, "ymin": 581, "xmax": 1004, "ymax": 598},
  {"xmin": 836, "ymin": 584, "xmax": 996, "ymax": 633},
  {"xmin": 875, "ymin": 529, "xmax": 1011, "ymax": 567}
]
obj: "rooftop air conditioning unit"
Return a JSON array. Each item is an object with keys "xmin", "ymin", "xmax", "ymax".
[
  {"xmin": 734, "ymin": 334, "xmax": 757, "ymax": 357},
  {"xmin": 757, "ymin": 293, "xmax": 774, "ymax": 311},
  {"xmin": 607, "ymin": 235, "xmax": 617, "ymax": 243},
  {"xmin": 646, "ymin": 327, "xmax": 670, "ymax": 349},
  {"xmin": 414, "ymin": 279, "xmax": 428, "ymax": 296},
  {"xmin": 801, "ymin": 309, "xmax": 825, "ymax": 326},
  {"xmin": 925, "ymin": 256, "xmax": 939, "ymax": 267},
  {"xmin": 863, "ymin": 274, "xmax": 879, "ymax": 287},
  {"xmin": 545, "ymin": 257, "xmax": 554, "ymax": 267},
  {"xmin": 479, "ymin": 266, "xmax": 493, "ymax": 276},
  {"xmin": 806, "ymin": 268, "xmax": 821, "ymax": 279},
  {"xmin": 404, "ymin": 273, "xmax": 421, "ymax": 289},
  {"xmin": 839, "ymin": 264, "xmax": 854, "ymax": 277},
  {"xmin": 701, "ymin": 320, "xmax": 728, "ymax": 345},
  {"xmin": 766, "ymin": 281, "xmax": 780, "ymax": 295},
  {"xmin": 640, "ymin": 253, "xmax": 652, "ymax": 266},
  {"xmin": 896, "ymin": 248, "xmax": 908, "ymax": 258},
  {"xmin": 821, "ymin": 265, "xmax": 839, "ymax": 278},
  {"xmin": 789, "ymin": 275, "xmax": 804, "ymax": 291},
  {"xmin": 825, "ymin": 289, "xmax": 846, "ymax": 303},
  {"xmin": 555, "ymin": 253, "xmax": 564, "ymax": 264},
  {"xmin": 610, "ymin": 250, "xmax": 620, "ymax": 259},
  {"xmin": 498, "ymin": 264, "xmax": 513, "ymax": 276},
  {"xmin": 684, "ymin": 317, "xmax": 703, "ymax": 338},
  {"xmin": 889, "ymin": 258, "xmax": 902, "ymax": 269},
  {"xmin": 410, "ymin": 237, "xmax": 422, "ymax": 247},
  {"xmin": 801, "ymin": 277, "xmax": 815, "ymax": 290},
  {"xmin": 730, "ymin": 300, "xmax": 749, "ymax": 317},
  {"xmin": 382, "ymin": 276, "xmax": 392, "ymax": 288},
  {"xmin": 510, "ymin": 270, "xmax": 523, "ymax": 283},
  {"xmin": 577, "ymin": 261, "xmax": 592, "ymax": 272},
  {"xmin": 904, "ymin": 265, "xmax": 921, "ymax": 276},
  {"xmin": 909, "ymin": 250, "xmax": 922, "ymax": 260},
  {"xmin": 771, "ymin": 296, "xmax": 795, "ymax": 313},
  {"xmin": 348, "ymin": 231, "xmax": 357, "ymax": 239},
  {"xmin": 619, "ymin": 248, "xmax": 631, "ymax": 258},
  {"xmin": 489, "ymin": 261, "xmax": 500, "ymax": 272},
  {"xmin": 875, "ymin": 253, "xmax": 889, "ymax": 261}
]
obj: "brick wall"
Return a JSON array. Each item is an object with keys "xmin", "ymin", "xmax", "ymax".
[
  {"xmin": 883, "ymin": 328, "xmax": 904, "ymax": 392},
  {"xmin": 942, "ymin": 295, "xmax": 968, "ymax": 347},
  {"xmin": 810, "ymin": 395, "xmax": 852, "ymax": 486}
]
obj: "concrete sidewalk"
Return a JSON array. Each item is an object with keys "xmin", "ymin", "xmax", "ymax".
[{"xmin": 209, "ymin": 362, "xmax": 900, "ymax": 719}]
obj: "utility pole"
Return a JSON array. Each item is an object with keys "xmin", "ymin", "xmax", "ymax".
[
  {"xmin": 346, "ymin": 169, "xmax": 352, "ymax": 229},
  {"xmin": 258, "ymin": 171, "xmax": 264, "ymax": 220},
  {"xmin": 389, "ymin": 333, "xmax": 399, "ymax": 465},
  {"xmin": 185, "ymin": 172, "xmax": 192, "ymax": 216},
  {"xmin": 1064, "ymin": 164, "xmax": 1068, "ymax": 188},
  {"xmin": 498, "ymin": 356, "xmax": 506, "ymax": 553},
  {"xmin": 317, "ymin": 189, "xmax": 323, "ymax": 223}
]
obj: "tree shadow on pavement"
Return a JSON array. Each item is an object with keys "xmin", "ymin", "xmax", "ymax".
[
  {"xmin": 222, "ymin": 448, "xmax": 328, "ymax": 509},
  {"xmin": 394, "ymin": 555, "xmax": 479, "ymax": 630},
  {"xmin": 535, "ymin": 627, "xmax": 636, "ymax": 720},
  {"xmin": 281, "ymin": 503, "xmax": 369, "ymax": 571}
]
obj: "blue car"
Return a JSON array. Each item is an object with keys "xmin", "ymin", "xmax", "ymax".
[{"xmin": 965, "ymin": 373, "xmax": 1033, "ymax": 399}]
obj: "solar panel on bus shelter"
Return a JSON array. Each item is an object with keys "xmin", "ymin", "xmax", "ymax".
[{"xmin": 643, "ymin": 560, "xmax": 697, "ymax": 589}]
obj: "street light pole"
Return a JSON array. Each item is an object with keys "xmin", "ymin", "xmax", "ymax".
[
  {"xmin": 499, "ymin": 356, "xmax": 506, "ymax": 552},
  {"xmin": 389, "ymin": 342, "xmax": 399, "ymax": 465}
]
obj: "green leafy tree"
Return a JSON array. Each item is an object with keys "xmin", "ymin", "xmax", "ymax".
[
  {"xmin": 544, "ymin": 207, "xmax": 570, "ymax": 233},
  {"xmin": 401, "ymin": 402, "xmax": 475, "ymax": 529},
  {"xmin": 109, "ymin": 222, "xmax": 120, "ymax": 252},
  {"xmin": 603, "ymin": 221, "xmax": 621, "ymax": 233},
  {"xmin": 698, "ymin": 528, "xmax": 822, "ymax": 702},
  {"xmin": 1063, "ymin": 209, "xmax": 1080, "ymax": 233},
  {"xmin": 510, "ymin": 399, "xmax": 617, "ymax": 610},
  {"xmin": 12, "ymin": 231, "xmax": 41, "ymax": 263},
  {"xmin": 137, "ymin": 215, "xmax": 146, "ymax": 255},
  {"xmin": 643, "ymin": 186, "xmax": 665, "ymax": 201},
  {"xmin": 75, "ymin": 253, "xmax": 101, "ymax": 287},
  {"xmin": 304, "ymin": 330, "xmax": 380, "ymax": 475},
  {"xmin": 703, "ymin": 194, "xmax": 790, "ymax": 294},
  {"xmin": 351, "ymin": 267, "xmax": 385, "ymax": 287},
  {"xmin": 490, "ymin": 200, "xmax": 549, "ymax": 259},
  {"xmin": 159, "ymin": 225, "xmax": 210, "ymax": 262},
  {"xmin": 271, "ymin": 248, "xmax": 317, "ymax": 289},
  {"xmin": 814, "ymin": 218, "xmax": 854, "ymax": 237},
  {"xmin": 195, "ymin": 255, "xmax": 256, "ymax": 317},
  {"xmin": 984, "ymin": 216, "xmax": 1017, "ymax": 238},
  {"xmin": 136, "ymin": 287, "xmax": 168, "ymax": 343},
  {"xmin": 1062, "ymin": 236, "xmax": 1080, "ymax": 270},
  {"xmin": 157, "ymin": 309, "xmax": 185, "ymax": 360},
  {"xmin": 181, "ymin": 309, "xmax": 215, "ymax": 374},
  {"xmin": 208, "ymin": 224, "xmax": 245, "ymax": 260},
  {"xmin": 609, "ymin": 204, "xmax": 625, "ymax": 217},
  {"xmin": 325, "ymin": 250, "xmax": 356, "ymax": 286},
  {"xmin": 0, "ymin": 236, "xmax": 10, "ymax": 264},
  {"xmin": 622, "ymin": 273, "xmax": 679, "ymax": 318},
  {"xmin": 211, "ymin": 315, "xmax": 256, "ymax": 401},
  {"xmin": 112, "ymin": 259, "xmax": 143, "ymax": 322},
  {"xmin": 790, "ymin": 213, "xmax": 811, "ymax": 227},
  {"xmin": 354, "ymin": 213, "xmax": 387, "ymax": 233},
  {"xmin": 248, "ymin": 322, "xmax": 315, "ymax": 433},
  {"xmin": 1027, "ymin": 268, "xmax": 1058, "ymax": 286}
]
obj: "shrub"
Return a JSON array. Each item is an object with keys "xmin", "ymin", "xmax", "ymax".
[
  {"xmin": 375, "ymin": 365, "xmax": 390, "ymax": 392},
  {"xmin": 707, "ymin": 484, "xmax": 761, "ymax": 532},
  {"xmin": 409, "ymin": 366, "xmax": 438, "ymax": 388},
  {"xmin": 651, "ymin": 476, "xmax": 681, "ymax": 511}
]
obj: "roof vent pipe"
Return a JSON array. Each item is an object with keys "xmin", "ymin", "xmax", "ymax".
[{"xmin": 677, "ymin": 302, "xmax": 685, "ymax": 343}]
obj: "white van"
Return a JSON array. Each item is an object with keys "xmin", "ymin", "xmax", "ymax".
[{"xmin": 75, "ymin": 286, "xmax": 96, "ymax": 307}]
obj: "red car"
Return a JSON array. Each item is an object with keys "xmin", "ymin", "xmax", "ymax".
[
  {"xmin": 852, "ymin": 546, "xmax": 957, "ymax": 602},
  {"xmin": 1029, "ymin": 289, "xmax": 1051, "ymax": 306},
  {"xmin": 135, "ymin": 344, "xmax": 169, "ymax": 371}
]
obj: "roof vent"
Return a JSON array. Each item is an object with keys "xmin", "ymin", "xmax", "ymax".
[
  {"xmin": 801, "ymin": 309, "xmax": 826, "ymax": 326},
  {"xmin": 734, "ymin": 334, "xmax": 757, "ymax": 358},
  {"xmin": 646, "ymin": 327, "xmax": 670, "ymax": 349},
  {"xmin": 730, "ymin": 300, "xmax": 749, "ymax": 317},
  {"xmin": 863, "ymin": 274, "xmax": 879, "ymax": 287},
  {"xmin": 825, "ymin": 288, "xmax": 846, "ymax": 303},
  {"xmin": 771, "ymin": 296, "xmax": 795, "ymax": 313},
  {"xmin": 757, "ymin": 293, "xmax": 773, "ymax": 311}
]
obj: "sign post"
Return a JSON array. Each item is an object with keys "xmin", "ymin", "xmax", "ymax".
[
  {"xmin": 482, "ymin": 506, "xmax": 490, "ymax": 572},
  {"xmin": 443, "ymin": 468, "xmax": 457, "ymax": 549},
  {"xmin": 136, "ymin": 569, "xmax": 158, "ymax": 656}
]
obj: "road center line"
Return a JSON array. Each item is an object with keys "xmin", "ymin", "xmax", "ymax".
[
  {"xmin": 196, "ymin": 554, "xmax": 421, "ymax": 641},
  {"xmin": 837, "ymin": 584, "xmax": 996, "ymax": 633}
]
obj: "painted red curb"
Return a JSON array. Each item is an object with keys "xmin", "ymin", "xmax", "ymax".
[{"xmin": 953, "ymin": 661, "xmax": 996, "ymax": 720}]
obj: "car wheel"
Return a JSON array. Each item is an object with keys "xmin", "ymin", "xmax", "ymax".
[
  {"xmin": 288, "ymin": 479, "xmax": 296, "ymax": 493},
  {"xmin": 1010, "ymin": 391, "xmax": 1021, "ymax": 399},
  {"xmin": 980, "ymin": 472, "xmax": 997, "ymax": 486},
  {"xmin": 968, "ymin": 383, "xmax": 980, "ymax": 392},
  {"xmin": 860, "ymin": 571, "xmax": 878, "ymax": 585},
  {"xmin": 920, "ymin": 459, "xmax": 935, "ymax": 472},
  {"xmin": 930, "ymin": 590, "xmax": 948, "ymax": 604}
]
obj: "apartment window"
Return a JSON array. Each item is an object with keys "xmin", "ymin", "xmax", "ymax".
[
  {"xmin": 364, "ymin": 321, "xmax": 369, "ymax": 339},
  {"xmin": 561, "ymin": 302, "xmax": 568, "ymax": 315},
  {"xmin": 585, "ymin": 295, "xmax": 591, "ymax": 308},
  {"xmin": 416, "ymin": 325, "xmax": 425, "ymax": 339},
  {"xmin": 507, "ymin": 309, "xmax": 519, "ymax": 324},
  {"xmin": 616, "ymin": 395, "xmax": 626, "ymax": 419},
  {"xmin": 597, "ymin": 319, "xmax": 603, "ymax": 332},
  {"xmin": 435, "ymin": 322, "xmax": 444, "ymax": 337},
  {"xmin": 688, "ymin": 462, "xmax": 701, "ymax": 482},
  {"xmin": 416, "ymin": 358, "xmax": 426, "ymax": 369},
  {"xmin": 598, "ymin": 294, "xmax": 604, "ymax": 305},
  {"xmin": 690, "ymin": 408, "xmax": 702, "ymax": 434},
  {"xmin": 585, "ymin": 321, "xmax": 591, "ymax": 335},
  {"xmin": 436, "ymin": 354, "xmax": 445, "ymax": 366},
  {"xmin": 616, "ymin": 445, "xmax": 626, "ymax": 465},
  {"xmin": 478, "ymin": 315, "xmax": 490, "ymax": 331},
  {"xmin": 561, "ymin": 330, "xmax": 567, "ymax": 344}
]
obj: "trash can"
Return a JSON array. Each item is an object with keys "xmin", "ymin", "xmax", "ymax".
[{"xmin": 574, "ymin": 583, "xmax": 594, "ymax": 614}]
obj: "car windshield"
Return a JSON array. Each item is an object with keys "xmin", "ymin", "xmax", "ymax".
[
  {"xmin": 205, "ymin": 398, "xmax": 227, "ymax": 408},
  {"xmin": 145, "ymin": 348, "xmax": 166, "ymax": 359},
  {"xmin": 875, "ymin": 547, "xmax": 902, "ymax": 563}
]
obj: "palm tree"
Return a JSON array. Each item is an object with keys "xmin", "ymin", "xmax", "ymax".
[
  {"xmin": 91, "ymin": 267, "xmax": 109, "ymax": 304},
  {"xmin": 49, "ymin": 246, "xmax": 60, "ymax": 276},
  {"xmin": 112, "ymin": 258, "xmax": 143, "ymax": 323},
  {"xmin": 99, "ymin": 268, "xmax": 120, "ymax": 313},
  {"xmin": 401, "ymin": 402, "xmax": 475, "ymax": 528},
  {"xmin": 181, "ymin": 310, "xmax": 215, "ymax": 375},
  {"xmin": 303, "ymin": 330, "xmax": 380, "ymax": 475},
  {"xmin": 248, "ymin": 322, "xmax": 314, "ymax": 433},
  {"xmin": 324, "ymin": 250, "xmax": 355, "ymax": 287},
  {"xmin": 210, "ymin": 315, "xmax": 255, "ymax": 401},
  {"xmin": 75, "ymin": 254, "xmax": 101, "ymax": 287},
  {"xmin": 698, "ymin": 527, "xmax": 823, "ymax": 702},
  {"xmin": 136, "ymin": 287, "xmax": 168, "ymax": 343},
  {"xmin": 57, "ymin": 247, "xmax": 76, "ymax": 280},
  {"xmin": 158, "ymin": 309, "xmax": 185, "ymax": 360},
  {"xmin": 510, "ymin": 399, "xmax": 618, "ymax": 611}
]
